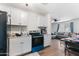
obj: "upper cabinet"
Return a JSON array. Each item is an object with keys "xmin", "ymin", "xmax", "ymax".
[
  {"xmin": 11, "ymin": 8, "xmax": 21, "ymax": 25},
  {"xmin": 0, "ymin": 4, "xmax": 48, "ymax": 30},
  {"xmin": 38, "ymin": 15, "xmax": 48, "ymax": 27},
  {"xmin": 26, "ymin": 12, "xmax": 40, "ymax": 31},
  {"xmin": 0, "ymin": 4, "xmax": 27, "ymax": 26},
  {"xmin": 20, "ymin": 11, "xmax": 28, "ymax": 25},
  {"xmin": 10, "ymin": 8, "xmax": 27, "ymax": 26}
]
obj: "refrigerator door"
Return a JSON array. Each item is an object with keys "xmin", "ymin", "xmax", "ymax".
[{"xmin": 0, "ymin": 11, "xmax": 7, "ymax": 56}]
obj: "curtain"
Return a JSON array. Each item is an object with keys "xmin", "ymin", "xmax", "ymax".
[
  {"xmin": 57, "ymin": 24, "xmax": 59, "ymax": 32},
  {"xmin": 70, "ymin": 22, "xmax": 74, "ymax": 33}
]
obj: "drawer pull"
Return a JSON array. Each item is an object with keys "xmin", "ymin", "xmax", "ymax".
[{"xmin": 20, "ymin": 42, "xmax": 24, "ymax": 44}]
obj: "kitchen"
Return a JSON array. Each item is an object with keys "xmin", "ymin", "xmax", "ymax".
[
  {"xmin": 1, "ymin": 3, "xmax": 79, "ymax": 56},
  {"xmin": 0, "ymin": 3, "xmax": 51, "ymax": 56}
]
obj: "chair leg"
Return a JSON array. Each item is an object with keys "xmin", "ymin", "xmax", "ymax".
[
  {"xmin": 65, "ymin": 49, "xmax": 67, "ymax": 56},
  {"xmin": 68, "ymin": 51, "xmax": 71, "ymax": 56}
]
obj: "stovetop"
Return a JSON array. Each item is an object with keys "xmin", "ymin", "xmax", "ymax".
[{"xmin": 29, "ymin": 33, "xmax": 43, "ymax": 36}]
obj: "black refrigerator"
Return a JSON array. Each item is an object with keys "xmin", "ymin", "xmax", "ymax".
[{"xmin": 0, "ymin": 11, "xmax": 7, "ymax": 56}]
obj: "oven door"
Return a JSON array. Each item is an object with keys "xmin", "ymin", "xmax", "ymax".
[{"xmin": 32, "ymin": 36, "xmax": 43, "ymax": 47}]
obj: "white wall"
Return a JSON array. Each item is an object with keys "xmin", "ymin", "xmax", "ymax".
[
  {"xmin": 58, "ymin": 22, "xmax": 70, "ymax": 32},
  {"xmin": 51, "ymin": 23, "xmax": 58, "ymax": 33},
  {"xmin": 47, "ymin": 14, "xmax": 51, "ymax": 34},
  {"xmin": 71, "ymin": 19, "xmax": 79, "ymax": 33},
  {"xmin": 51, "ymin": 18, "xmax": 79, "ymax": 33}
]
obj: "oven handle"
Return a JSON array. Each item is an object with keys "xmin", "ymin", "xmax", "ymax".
[{"xmin": 33, "ymin": 36, "xmax": 43, "ymax": 38}]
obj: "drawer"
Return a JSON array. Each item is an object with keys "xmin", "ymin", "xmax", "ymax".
[
  {"xmin": 44, "ymin": 42, "xmax": 50, "ymax": 47},
  {"xmin": 44, "ymin": 40, "xmax": 50, "ymax": 43},
  {"xmin": 44, "ymin": 40, "xmax": 50, "ymax": 47}
]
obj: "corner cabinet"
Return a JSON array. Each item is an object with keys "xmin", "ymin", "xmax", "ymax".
[
  {"xmin": 9, "ymin": 35, "xmax": 32, "ymax": 56},
  {"xmin": 44, "ymin": 34, "xmax": 51, "ymax": 47}
]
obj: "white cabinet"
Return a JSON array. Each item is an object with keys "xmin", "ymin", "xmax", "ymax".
[
  {"xmin": 11, "ymin": 8, "xmax": 21, "ymax": 25},
  {"xmin": 9, "ymin": 38, "xmax": 22, "ymax": 56},
  {"xmin": 9, "ymin": 35, "xmax": 32, "ymax": 56},
  {"xmin": 20, "ymin": 36, "xmax": 32, "ymax": 54},
  {"xmin": 38, "ymin": 15, "xmax": 47, "ymax": 27},
  {"xmin": 44, "ymin": 34, "xmax": 51, "ymax": 47},
  {"xmin": 10, "ymin": 7, "xmax": 28, "ymax": 26},
  {"xmin": 20, "ymin": 11, "xmax": 28, "ymax": 25},
  {"xmin": 27, "ymin": 12, "xmax": 40, "ymax": 30}
]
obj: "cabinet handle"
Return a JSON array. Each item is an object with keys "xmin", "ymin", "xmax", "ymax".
[{"xmin": 20, "ymin": 42, "xmax": 24, "ymax": 44}]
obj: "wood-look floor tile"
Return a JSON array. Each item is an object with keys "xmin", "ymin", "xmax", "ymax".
[{"xmin": 39, "ymin": 39, "xmax": 65, "ymax": 56}]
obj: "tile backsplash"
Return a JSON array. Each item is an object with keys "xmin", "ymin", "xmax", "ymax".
[{"xmin": 7, "ymin": 25, "xmax": 27, "ymax": 35}]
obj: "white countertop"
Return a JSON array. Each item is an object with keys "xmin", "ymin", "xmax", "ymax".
[{"xmin": 9, "ymin": 34, "xmax": 31, "ymax": 39}]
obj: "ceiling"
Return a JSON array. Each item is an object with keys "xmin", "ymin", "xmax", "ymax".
[
  {"xmin": 1, "ymin": 3, "xmax": 79, "ymax": 21},
  {"xmin": 2, "ymin": 3, "xmax": 48, "ymax": 14},
  {"xmin": 46, "ymin": 3, "xmax": 79, "ymax": 20}
]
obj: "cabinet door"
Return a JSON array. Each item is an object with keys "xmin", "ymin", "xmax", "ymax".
[
  {"xmin": 15, "ymin": 38, "xmax": 24, "ymax": 55},
  {"xmin": 9, "ymin": 36, "xmax": 32, "ymax": 56},
  {"xmin": 44, "ymin": 34, "xmax": 51, "ymax": 47},
  {"xmin": 44, "ymin": 40, "xmax": 50, "ymax": 47},
  {"xmin": 11, "ymin": 8, "xmax": 21, "ymax": 25},
  {"xmin": 44, "ymin": 34, "xmax": 51, "ymax": 41},
  {"xmin": 22, "ymin": 36, "xmax": 32, "ymax": 53},
  {"xmin": 21, "ymin": 11, "xmax": 28, "ymax": 25},
  {"xmin": 9, "ymin": 38, "xmax": 16, "ymax": 56},
  {"xmin": 9, "ymin": 38, "xmax": 22, "ymax": 56}
]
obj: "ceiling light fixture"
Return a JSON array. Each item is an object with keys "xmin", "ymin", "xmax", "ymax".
[
  {"xmin": 25, "ymin": 3, "xmax": 28, "ymax": 6},
  {"xmin": 53, "ymin": 18, "xmax": 58, "ymax": 22}
]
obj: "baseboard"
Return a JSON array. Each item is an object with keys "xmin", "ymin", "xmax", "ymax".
[
  {"xmin": 16, "ymin": 46, "xmax": 50, "ymax": 56},
  {"xmin": 44, "ymin": 45, "xmax": 50, "ymax": 49},
  {"xmin": 17, "ymin": 51, "xmax": 32, "ymax": 56}
]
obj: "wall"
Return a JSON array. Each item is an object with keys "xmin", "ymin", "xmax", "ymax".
[
  {"xmin": 51, "ymin": 23, "xmax": 58, "ymax": 33},
  {"xmin": 71, "ymin": 19, "xmax": 79, "ymax": 33},
  {"xmin": 51, "ymin": 18, "xmax": 79, "ymax": 33},
  {"xmin": 51, "ymin": 21, "xmax": 71, "ymax": 33},
  {"xmin": 46, "ymin": 14, "xmax": 51, "ymax": 34}
]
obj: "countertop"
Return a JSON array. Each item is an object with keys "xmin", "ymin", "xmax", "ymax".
[{"xmin": 8, "ymin": 34, "xmax": 31, "ymax": 39}]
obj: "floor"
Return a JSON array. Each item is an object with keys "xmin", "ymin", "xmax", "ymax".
[
  {"xmin": 26, "ymin": 39, "xmax": 65, "ymax": 56},
  {"xmin": 39, "ymin": 39, "xmax": 65, "ymax": 56}
]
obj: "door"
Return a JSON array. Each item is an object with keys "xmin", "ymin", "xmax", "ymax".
[{"xmin": 0, "ymin": 11, "xmax": 7, "ymax": 56}]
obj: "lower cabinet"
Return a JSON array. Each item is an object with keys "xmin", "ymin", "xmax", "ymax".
[
  {"xmin": 44, "ymin": 34, "xmax": 51, "ymax": 47},
  {"xmin": 20, "ymin": 36, "xmax": 32, "ymax": 54},
  {"xmin": 44, "ymin": 40, "xmax": 50, "ymax": 47},
  {"xmin": 9, "ymin": 36, "xmax": 32, "ymax": 56}
]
